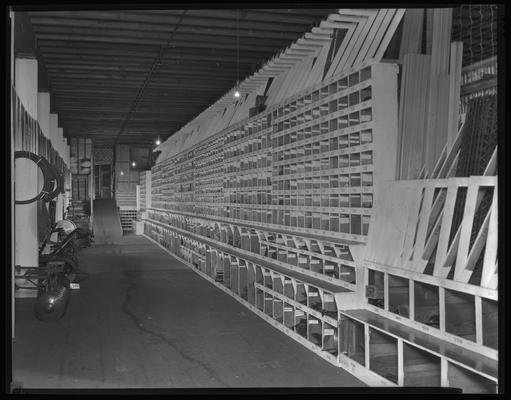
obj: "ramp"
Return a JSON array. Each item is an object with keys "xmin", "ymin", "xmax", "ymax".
[{"xmin": 92, "ymin": 199, "xmax": 123, "ymax": 244}]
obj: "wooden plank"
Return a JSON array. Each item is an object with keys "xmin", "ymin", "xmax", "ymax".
[
  {"xmin": 453, "ymin": 181, "xmax": 480, "ymax": 282},
  {"xmin": 303, "ymin": 41, "xmax": 330, "ymax": 89},
  {"xmin": 480, "ymin": 187, "xmax": 498, "ymax": 289},
  {"xmin": 447, "ymin": 41, "xmax": 463, "ymax": 149},
  {"xmin": 464, "ymin": 209, "xmax": 490, "ymax": 272},
  {"xmin": 400, "ymin": 188, "xmax": 423, "ymax": 267},
  {"xmin": 483, "ymin": 147, "xmax": 497, "ymax": 176},
  {"xmin": 412, "ymin": 186, "xmax": 434, "ymax": 271},
  {"xmin": 372, "ymin": 9, "xmax": 406, "ymax": 62},
  {"xmin": 433, "ymin": 185, "xmax": 459, "ymax": 277},
  {"xmin": 333, "ymin": 15, "xmax": 369, "ymax": 73},
  {"xmin": 353, "ymin": 9, "xmax": 390, "ymax": 66},
  {"xmin": 324, "ymin": 23, "xmax": 356, "ymax": 78},
  {"xmin": 398, "ymin": 9, "xmax": 424, "ymax": 61},
  {"xmin": 343, "ymin": 9, "xmax": 379, "ymax": 69}
]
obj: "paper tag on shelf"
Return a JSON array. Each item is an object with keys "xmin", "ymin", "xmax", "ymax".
[{"xmin": 70, "ymin": 283, "xmax": 80, "ymax": 290}]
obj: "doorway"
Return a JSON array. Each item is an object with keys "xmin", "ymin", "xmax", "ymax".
[{"xmin": 94, "ymin": 164, "xmax": 112, "ymax": 199}]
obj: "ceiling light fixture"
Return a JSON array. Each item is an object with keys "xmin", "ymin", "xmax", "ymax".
[
  {"xmin": 155, "ymin": 137, "xmax": 161, "ymax": 145},
  {"xmin": 132, "ymin": 161, "xmax": 136, "ymax": 167}
]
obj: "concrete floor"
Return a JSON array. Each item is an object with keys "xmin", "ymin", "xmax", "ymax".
[{"xmin": 12, "ymin": 234, "xmax": 365, "ymax": 389}]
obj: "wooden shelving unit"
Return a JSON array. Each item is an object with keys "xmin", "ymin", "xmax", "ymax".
[{"xmin": 141, "ymin": 57, "xmax": 498, "ymax": 392}]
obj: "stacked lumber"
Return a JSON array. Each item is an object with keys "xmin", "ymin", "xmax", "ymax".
[{"xmin": 397, "ymin": 54, "xmax": 431, "ymax": 180}]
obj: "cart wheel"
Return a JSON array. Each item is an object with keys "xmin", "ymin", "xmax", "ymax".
[{"xmin": 34, "ymin": 274, "xmax": 70, "ymax": 321}]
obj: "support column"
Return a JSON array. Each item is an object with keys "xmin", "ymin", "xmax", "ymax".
[
  {"xmin": 55, "ymin": 126, "xmax": 65, "ymax": 221},
  {"xmin": 14, "ymin": 57, "xmax": 39, "ymax": 298}
]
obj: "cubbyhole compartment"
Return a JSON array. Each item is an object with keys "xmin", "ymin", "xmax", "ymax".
[
  {"xmin": 329, "ymin": 82, "xmax": 337, "ymax": 95},
  {"xmin": 263, "ymin": 269, "xmax": 272, "ymax": 289},
  {"xmin": 388, "ymin": 274, "xmax": 410, "ymax": 317},
  {"xmin": 414, "ymin": 281, "xmax": 439, "ymax": 328},
  {"xmin": 360, "ymin": 108, "xmax": 372, "ymax": 123},
  {"xmin": 287, "ymin": 251, "xmax": 298, "ymax": 266},
  {"xmin": 362, "ymin": 193, "xmax": 373, "ymax": 208},
  {"xmin": 230, "ymin": 262, "xmax": 239, "ymax": 294},
  {"xmin": 351, "ymin": 214, "xmax": 362, "ymax": 235},
  {"xmin": 284, "ymin": 303, "xmax": 295, "ymax": 328},
  {"xmin": 268, "ymin": 246, "xmax": 277, "ymax": 260},
  {"xmin": 256, "ymin": 288, "xmax": 264, "ymax": 311},
  {"xmin": 310, "ymin": 257, "xmax": 323, "ymax": 274},
  {"xmin": 298, "ymin": 253, "xmax": 310, "ymax": 270},
  {"xmin": 349, "ymin": 112, "xmax": 360, "ymax": 126},
  {"xmin": 323, "ymin": 322, "xmax": 339, "ymax": 356},
  {"xmin": 360, "ymin": 86, "xmax": 372, "ymax": 102},
  {"xmin": 339, "ymin": 194, "xmax": 350, "ymax": 207},
  {"xmin": 340, "ymin": 315, "xmax": 365, "ymax": 366},
  {"xmin": 350, "ymin": 173, "xmax": 361, "ymax": 187},
  {"xmin": 482, "ymin": 298, "xmax": 498, "ymax": 350},
  {"xmin": 330, "ymin": 214, "xmax": 339, "ymax": 232},
  {"xmin": 339, "ymin": 155, "xmax": 349, "ymax": 168},
  {"xmin": 350, "ymin": 194, "xmax": 361, "ymax": 208},
  {"xmin": 273, "ymin": 298, "xmax": 284, "ymax": 323},
  {"xmin": 403, "ymin": 343, "xmax": 441, "ymax": 386},
  {"xmin": 349, "ymin": 72, "xmax": 360, "ymax": 87},
  {"xmin": 308, "ymin": 316, "xmax": 322, "ymax": 347},
  {"xmin": 264, "ymin": 293, "xmax": 274, "ymax": 316},
  {"xmin": 362, "ymin": 215, "xmax": 371, "ymax": 236},
  {"xmin": 339, "ymin": 135, "xmax": 349, "ymax": 149},
  {"xmin": 349, "ymin": 131, "xmax": 360, "ymax": 147},
  {"xmin": 340, "ymin": 264, "xmax": 356, "ymax": 284},
  {"xmin": 239, "ymin": 264, "xmax": 248, "ymax": 300},
  {"xmin": 338, "ymin": 77, "xmax": 348, "ymax": 91},
  {"xmin": 349, "ymin": 91, "xmax": 360, "ymax": 107},
  {"xmin": 312, "ymin": 213, "xmax": 321, "ymax": 230},
  {"xmin": 294, "ymin": 310, "xmax": 308, "ymax": 338},
  {"xmin": 360, "ymin": 66, "xmax": 371, "ymax": 81},
  {"xmin": 350, "ymin": 153, "xmax": 361, "ymax": 167},
  {"xmin": 323, "ymin": 291, "xmax": 338, "ymax": 318},
  {"xmin": 361, "ymin": 129, "xmax": 373, "ymax": 144},
  {"xmin": 361, "ymin": 151, "xmax": 373, "ymax": 165},
  {"xmin": 447, "ymin": 362, "xmax": 497, "ymax": 393},
  {"xmin": 277, "ymin": 248, "xmax": 288, "ymax": 262},
  {"xmin": 321, "ymin": 213, "xmax": 330, "ymax": 231},
  {"xmin": 284, "ymin": 277, "xmax": 294, "ymax": 300},
  {"xmin": 296, "ymin": 282, "xmax": 307, "ymax": 305},
  {"xmin": 339, "ymin": 214, "xmax": 350, "ymax": 233},
  {"xmin": 223, "ymin": 257, "xmax": 232, "ymax": 287},
  {"xmin": 305, "ymin": 212, "xmax": 313, "ymax": 229},
  {"xmin": 445, "ymin": 289, "xmax": 476, "ymax": 342},
  {"xmin": 273, "ymin": 274, "xmax": 284, "ymax": 294},
  {"xmin": 255, "ymin": 265, "xmax": 264, "ymax": 284},
  {"xmin": 369, "ymin": 328, "xmax": 398, "ymax": 383},
  {"xmin": 308, "ymin": 286, "xmax": 322, "ymax": 312},
  {"xmin": 329, "ymin": 100, "xmax": 337, "ymax": 114},
  {"xmin": 248, "ymin": 265, "xmax": 256, "ymax": 305},
  {"xmin": 367, "ymin": 269, "xmax": 385, "ymax": 309},
  {"xmin": 338, "ymin": 98, "xmax": 349, "ymax": 113},
  {"xmin": 324, "ymin": 261, "xmax": 339, "ymax": 279}
]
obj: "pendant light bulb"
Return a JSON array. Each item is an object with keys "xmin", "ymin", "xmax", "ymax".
[
  {"xmin": 132, "ymin": 161, "xmax": 136, "ymax": 167},
  {"xmin": 155, "ymin": 138, "xmax": 161, "ymax": 145},
  {"xmin": 234, "ymin": 90, "xmax": 240, "ymax": 98}
]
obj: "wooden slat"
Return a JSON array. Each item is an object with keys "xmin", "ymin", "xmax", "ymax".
[
  {"xmin": 412, "ymin": 186, "xmax": 434, "ymax": 271},
  {"xmin": 453, "ymin": 181, "xmax": 480, "ymax": 282},
  {"xmin": 353, "ymin": 9, "xmax": 390, "ymax": 66},
  {"xmin": 433, "ymin": 185, "xmax": 459, "ymax": 277},
  {"xmin": 446, "ymin": 41, "xmax": 464, "ymax": 149},
  {"xmin": 343, "ymin": 10, "xmax": 379, "ymax": 69},
  {"xmin": 480, "ymin": 187, "xmax": 498, "ymax": 289},
  {"xmin": 398, "ymin": 9, "xmax": 424, "ymax": 61},
  {"xmin": 324, "ymin": 23, "xmax": 356, "ymax": 78},
  {"xmin": 483, "ymin": 147, "xmax": 497, "ymax": 176},
  {"xmin": 372, "ymin": 9, "xmax": 406, "ymax": 61}
]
